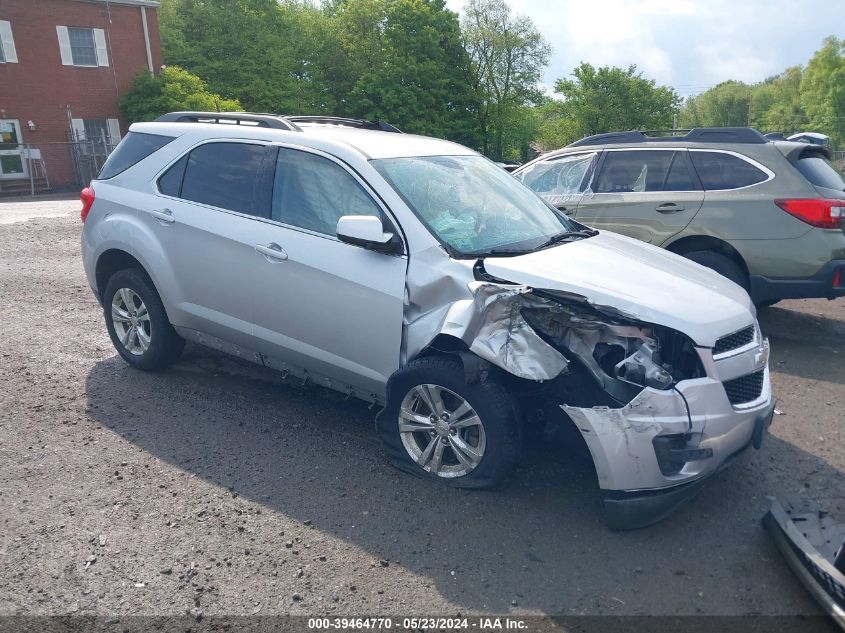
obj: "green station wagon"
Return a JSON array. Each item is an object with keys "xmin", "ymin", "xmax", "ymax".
[{"xmin": 514, "ymin": 128, "xmax": 845, "ymax": 305}]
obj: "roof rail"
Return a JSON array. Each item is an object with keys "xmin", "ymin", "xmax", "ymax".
[
  {"xmin": 155, "ymin": 112, "xmax": 301, "ymax": 132},
  {"xmin": 286, "ymin": 116, "xmax": 403, "ymax": 134},
  {"xmin": 568, "ymin": 127, "xmax": 769, "ymax": 148}
]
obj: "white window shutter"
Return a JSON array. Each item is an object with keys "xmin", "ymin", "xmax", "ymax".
[
  {"xmin": 107, "ymin": 119, "xmax": 121, "ymax": 144},
  {"xmin": 71, "ymin": 119, "xmax": 85, "ymax": 141},
  {"xmin": 94, "ymin": 29, "xmax": 109, "ymax": 67},
  {"xmin": 56, "ymin": 26, "xmax": 73, "ymax": 65},
  {"xmin": 0, "ymin": 21, "xmax": 18, "ymax": 63}
]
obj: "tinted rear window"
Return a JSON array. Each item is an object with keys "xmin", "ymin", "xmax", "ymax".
[
  {"xmin": 690, "ymin": 151, "xmax": 769, "ymax": 190},
  {"xmin": 796, "ymin": 152, "xmax": 845, "ymax": 192},
  {"xmin": 180, "ymin": 142, "xmax": 266, "ymax": 215},
  {"xmin": 98, "ymin": 132, "xmax": 174, "ymax": 180}
]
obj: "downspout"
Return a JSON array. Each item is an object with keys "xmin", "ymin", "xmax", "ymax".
[{"xmin": 141, "ymin": 7, "xmax": 153, "ymax": 74}]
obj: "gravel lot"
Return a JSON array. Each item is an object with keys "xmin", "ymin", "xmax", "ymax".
[{"xmin": 1, "ymin": 197, "xmax": 843, "ymax": 624}]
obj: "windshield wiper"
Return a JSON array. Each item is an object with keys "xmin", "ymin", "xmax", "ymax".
[{"xmin": 535, "ymin": 228, "xmax": 599, "ymax": 250}]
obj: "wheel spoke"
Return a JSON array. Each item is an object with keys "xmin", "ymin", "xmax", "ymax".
[
  {"xmin": 417, "ymin": 436, "xmax": 439, "ymax": 468},
  {"xmin": 135, "ymin": 304, "xmax": 148, "ymax": 319},
  {"xmin": 448, "ymin": 436, "xmax": 475, "ymax": 470},
  {"xmin": 120, "ymin": 288, "xmax": 135, "ymax": 314},
  {"xmin": 414, "ymin": 385, "xmax": 440, "ymax": 416},
  {"xmin": 398, "ymin": 408, "xmax": 435, "ymax": 433},
  {"xmin": 111, "ymin": 305, "xmax": 131, "ymax": 322},
  {"xmin": 450, "ymin": 413, "xmax": 481, "ymax": 430},
  {"xmin": 121, "ymin": 324, "xmax": 133, "ymax": 347},
  {"xmin": 136, "ymin": 325, "xmax": 151, "ymax": 350},
  {"xmin": 450, "ymin": 399, "xmax": 473, "ymax": 420},
  {"xmin": 449, "ymin": 434, "xmax": 483, "ymax": 466},
  {"xmin": 428, "ymin": 439, "xmax": 445, "ymax": 474}
]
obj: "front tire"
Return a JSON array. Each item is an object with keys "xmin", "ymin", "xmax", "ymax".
[
  {"xmin": 376, "ymin": 355, "xmax": 521, "ymax": 489},
  {"xmin": 103, "ymin": 268, "xmax": 184, "ymax": 371}
]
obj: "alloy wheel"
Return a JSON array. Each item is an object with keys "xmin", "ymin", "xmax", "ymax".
[
  {"xmin": 111, "ymin": 288, "xmax": 151, "ymax": 356},
  {"xmin": 398, "ymin": 384, "xmax": 486, "ymax": 478}
]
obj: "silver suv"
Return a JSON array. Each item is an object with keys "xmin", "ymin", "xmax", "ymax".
[{"xmin": 81, "ymin": 112, "xmax": 775, "ymax": 528}]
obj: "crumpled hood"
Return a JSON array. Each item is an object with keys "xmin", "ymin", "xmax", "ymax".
[{"xmin": 483, "ymin": 231, "xmax": 755, "ymax": 347}]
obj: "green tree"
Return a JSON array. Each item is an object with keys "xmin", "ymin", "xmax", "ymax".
[
  {"xmin": 119, "ymin": 66, "xmax": 241, "ymax": 123},
  {"xmin": 679, "ymin": 80, "xmax": 751, "ymax": 128},
  {"xmin": 538, "ymin": 63, "xmax": 680, "ymax": 149},
  {"xmin": 159, "ymin": 0, "xmax": 333, "ymax": 114},
  {"xmin": 801, "ymin": 36, "xmax": 845, "ymax": 147},
  {"xmin": 332, "ymin": 0, "xmax": 479, "ymax": 145},
  {"xmin": 750, "ymin": 66, "xmax": 805, "ymax": 134},
  {"xmin": 461, "ymin": 0, "xmax": 551, "ymax": 159}
]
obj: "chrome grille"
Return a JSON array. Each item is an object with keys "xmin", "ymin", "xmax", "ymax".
[
  {"xmin": 714, "ymin": 325, "xmax": 755, "ymax": 356},
  {"xmin": 723, "ymin": 369, "xmax": 765, "ymax": 405}
]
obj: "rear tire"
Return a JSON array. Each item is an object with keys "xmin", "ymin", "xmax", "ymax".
[
  {"xmin": 682, "ymin": 250, "xmax": 748, "ymax": 290},
  {"xmin": 376, "ymin": 355, "xmax": 521, "ymax": 489},
  {"xmin": 103, "ymin": 268, "xmax": 184, "ymax": 371}
]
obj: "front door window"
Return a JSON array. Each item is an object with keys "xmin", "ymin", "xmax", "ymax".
[{"xmin": 0, "ymin": 120, "xmax": 27, "ymax": 179}]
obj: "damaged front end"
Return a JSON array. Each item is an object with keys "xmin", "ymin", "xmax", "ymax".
[{"xmin": 407, "ymin": 261, "xmax": 773, "ymax": 528}]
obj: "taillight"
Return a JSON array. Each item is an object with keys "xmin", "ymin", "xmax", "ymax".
[
  {"xmin": 834, "ymin": 269, "xmax": 843, "ymax": 288},
  {"xmin": 80, "ymin": 185, "xmax": 95, "ymax": 222},
  {"xmin": 774, "ymin": 198, "xmax": 845, "ymax": 229}
]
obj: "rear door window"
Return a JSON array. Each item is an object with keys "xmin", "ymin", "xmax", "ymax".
[
  {"xmin": 98, "ymin": 132, "xmax": 174, "ymax": 180},
  {"xmin": 690, "ymin": 151, "xmax": 769, "ymax": 190},
  {"xmin": 795, "ymin": 152, "xmax": 845, "ymax": 192},
  {"xmin": 179, "ymin": 142, "xmax": 267, "ymax": 216},
  {"xmin": 594, "ymin": 150, "xmax": 697, "ymax": 193}
]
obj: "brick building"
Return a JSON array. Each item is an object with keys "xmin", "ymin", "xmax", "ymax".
[{"xmin": 0, "ymin": 0, "xmax": 162, "ymax": 193}]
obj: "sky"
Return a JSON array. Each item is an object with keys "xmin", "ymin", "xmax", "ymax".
[{"xmin": 444, "ymin": 0, "xmax": 845, "ymax": 97}]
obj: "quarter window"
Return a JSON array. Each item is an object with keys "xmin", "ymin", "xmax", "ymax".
[
  {"xmin": 690, "ymin": 152, "xmax": 769, "ymax": 190},
  {"xmin": 98, "ymin": 131, "xmax": 174, "ymax": 180},
  {"xmin": 595, "ymin": 150, "xmax": 697, "ymax": 193},
  {"xmin": 271, "ymin": 148, "xmax": 382, "ymax": 236},
  {"xmin": 179, "ymin": 142, "xmax": 267, "ymax": 216},
  {"xmin": 517, "ymin": 153, "xmax": 597, "ymax": 199}
]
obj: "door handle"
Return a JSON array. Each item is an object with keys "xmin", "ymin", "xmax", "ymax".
[
  {"xmin": 255, "ymin": 242, "xmax": 288, "ymax": 262},
  {"xmin": 149, "ymin": 208, "xmax": 175, "ymax": 224},
  {"xmin": 655, "ymin": 203, "xmax": 685, "ymax": 213}
]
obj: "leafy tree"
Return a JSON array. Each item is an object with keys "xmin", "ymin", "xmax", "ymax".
[
  {"xmin": 536, "ymin": 64, "xmax": 680, "ymax": 149},
  {"xmin": 750, "ymin": 66, "xmax": 805, "ymax": 134},
  {"xmin": 332, "ymin": 0, "xmax": 479, "ymax": 145},
  {"xmin": 801, "ymin": 36, "xmax": 845, "ymax": 147},
  {"xmin": 119, "ymin": 66, "xmax": 241, "ymax": 123},
  {"xmin": 159, "ymin": 0, "xmax": 333, "ymax": 114},
  {"xmin": 461, "ymin": 0, "xmax": 551, "ymax": 159},
  {"xmin": 679, "ymin": 80, "xmax": 751, "ymax": 128}
]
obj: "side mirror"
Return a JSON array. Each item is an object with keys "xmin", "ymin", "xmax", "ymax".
[{"xmin": 336, "ymin": 215, "xmax": 400, "ymax": 254}]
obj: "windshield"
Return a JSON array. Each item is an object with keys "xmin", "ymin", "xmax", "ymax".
[{"xmin": 372, "ymin": 155, "xmax": 578, "ymax": 256}]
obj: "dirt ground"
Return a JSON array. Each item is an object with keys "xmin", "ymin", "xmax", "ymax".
[{"xmin": 1, "ymin": 198, "xmax": 843, "ymax": 624}]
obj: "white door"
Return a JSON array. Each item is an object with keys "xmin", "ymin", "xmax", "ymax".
[{"xmin": 0, "ymin": 120, "xmax": 27, "ymax": 179}]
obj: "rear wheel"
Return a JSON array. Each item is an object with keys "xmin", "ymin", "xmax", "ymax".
[
  {"xmin": 682, "ymin": 250, "xmax": 748, "ymax": 290},
  {"xmin": 103, "ymin": 268, "xmax": 184, "ymax": 371},
  {"xmin": 376, "ymin": 355, "xmax": 521, "ymax": 489}
]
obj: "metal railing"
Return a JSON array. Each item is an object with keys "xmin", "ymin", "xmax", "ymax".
[{"xmin": 0, "ymin": 138, "xmax": 118, "ymax": 196}]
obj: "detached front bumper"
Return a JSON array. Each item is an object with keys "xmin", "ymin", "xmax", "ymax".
[{"xmin": 562, "ymin": 336, "xmax": 774, "ymax": 529}]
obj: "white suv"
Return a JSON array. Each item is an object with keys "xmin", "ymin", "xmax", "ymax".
[{"xmin": 81, "ymin": 112, "xmax": 775, "ymax": 528}]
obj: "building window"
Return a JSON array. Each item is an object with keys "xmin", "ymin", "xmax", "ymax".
[
  {"xmin": 57, "ymin": 26, "xmax": 109, "ymax": 67},
  {"xmin": 0, "ymin": 21, "xmax": 18, "ymax": 63},
  {"xmin": 71, "ymin": 118, "xmax": 121, "ymax": 147},
  {"xmin": 68, "ymin": 28, "xmax": 98, "ymax": 66}
]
